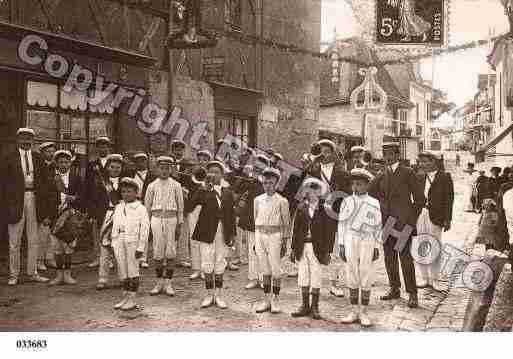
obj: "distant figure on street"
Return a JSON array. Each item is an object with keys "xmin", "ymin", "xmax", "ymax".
[
  {"xmin": 455, "ymin": 152, "xmax": 461, "ymax": 167},
  {"xmin": 463, "ymin": 163, "xmax": 478, "ymax": 212}
]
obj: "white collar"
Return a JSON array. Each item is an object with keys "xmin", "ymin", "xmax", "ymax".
[
  {"xmin": 390, "ymin": 162, "xmax": 400, "ymax": 172},
  {"xmin": 58, "ymin": 170, "xmax": 70, "ymax": 177},
  {"xmin": 124, "ymin": 200, "xmax": 139, "ymax": 209},
  {"xmin": 110, "ymin": 177, "xmax": 119, "ymax": 183},
  {"xmin": 137, "ymin": 169, "xmax": 148, "ymax": 174},
  {"xmin": 427, "ymin": 170, "xmax": 438, "ymax": 178},
  {"xmin": 321, "ymin": 162, "xmax": 334, "ymax": 168}
]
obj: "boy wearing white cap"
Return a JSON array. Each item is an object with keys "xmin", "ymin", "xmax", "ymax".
[
  {"xmin": 2, "ymin": 128, "xmax": 49, "ymax": 285},
  {"xmin": 111, "ymin": 178, "xmax": 150, "ymax": 311},
  {"xmin": 189, "ymin": 161, "xmax": 237, "ymax": 309},
  {"xmin": 340, "ymin": 168, "xmax": 382, "ymax": 327},
  {"xmin": 48, "ymin": 150, "xmax": 84, "ymax": 285},
  {"xmin": 145, "ymin": 156, "xmax": 184, "ymax": 297},
  {"xmin": 254, "ymin": 167, "xmax": 291, "ymax": 314}
]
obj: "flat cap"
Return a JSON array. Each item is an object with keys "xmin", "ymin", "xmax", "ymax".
[
  {"xmin": 418, "ymin": 151, "xmax": 441, "ymax": 160},
  {"xmin": 318, "ymin": 139, "xmax": 337, "ymax": 152},
  {"xmin": 106, "ymin": 154, "xmax": 124, "ymax": 163},
  {"xmin": 262, "ymin": 167, "xmax": 281, "ymax": 181},
  {"xmin": 133, "ymin": 152, "xmax": 148, "ymax": 160},
  {"xmin": 197, "ymin": 150, "xmax": 213, "ymax": 160},
  {"xmin": 16, "ymin": 127, "xmax": 35, "ymax": 136},
  {"xmin": 95, "ymin": 136, "xmax": 111, "ymax": 145},
  {"xmin": 171, "ymin": 140, "xmax": 186, "ymax": 148},
  {"xmin": 53, "ymin": 150, "xmax": 72, "ymax": 160},
  {"xmin": 206, "ymin": 160, "xmax": 226, "ymax": 173},
  {"xmin": 350, "ymin": 168, "xmax": 374, "ymax": 182},
  {"xmin": 350, "ymin": 145, "xmax": 366, "ymax": 153},
  {"xmin": 120, "ymin": 177, "xmax": 140, "ymax": 191},
  {"xmin": 39, "ymin": 142, "xmax": 56, "ymax": 151},
  {"xmin": 156, "ymin": 156, "xmax": 175, "ymax": 165}
]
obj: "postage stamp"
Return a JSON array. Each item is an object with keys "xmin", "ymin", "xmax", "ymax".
[{"xmin": 375, "ymin": 0, "xmax": 447, "ymax": 46}]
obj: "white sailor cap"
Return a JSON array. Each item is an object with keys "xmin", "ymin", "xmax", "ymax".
[
  {"xmin": 156, "ymin": 156, "xmax": 175, "ymax": 165},
  {"xmin": 106, "ymin": 154, "xmax": 124, "ymax": 164},
  {"xmin": 133, "ymin": 152, "xmax": 148, "ymax": 160},
  {"xmin": 39, "ymin": 142, "xmax": 56, "ymax": 151},
  {"xmin": 262, "ymin": 167, "xmax": 281, "ymax": 182},
  {"xmin": 301, "ymin": 177, "xmax": 329, "ymax": 195},
  {"xmin": 120, "ymin": 177, "xmax": 140, "ymax": 191},
  {"xmin": 16, "ymin": 127, "xmax": 35, "ymax": 137},
  {"xmin": 350, "ymin": 145, "xmax": 366, "ymax": 153},
  {"xmin": 418, "ymin": 151, "xmax": 441, "ymax": 160},
  {"xmin": 350, "ymin": 168, "xmax": 374, "ymax": 182},
  {"xmin": 318, "ymin": 139, "xmax": 337, "ymax": 152},
  {"xmin": 206, "ymin": 160, "xmax": 226, "ymax": 173},
  {"xmin": 273, "ymin": 152, "xmax": 284, "ymax": 161},
  {"xmin": 95, "ymin": 136, "xmax": 111, "ymax": 145},
  {"xmin": 171, "ymin": 140, "xmax": 186, "ymax": 148},
  {"xmin": 53, "ymin": 150, "xmax": 72, "ymax": 161},
  {"xmin": 197, "ymin": 150, "xmax": 213, "ymax": 160},
  {"xmin": 382, "ymin": 142, "xmax": 400, "ymax": 149}
]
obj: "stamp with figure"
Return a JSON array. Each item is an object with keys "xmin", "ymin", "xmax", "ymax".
[{"xmin": 376, "ymin": 0, "xmax": 446, "ymax": 46}]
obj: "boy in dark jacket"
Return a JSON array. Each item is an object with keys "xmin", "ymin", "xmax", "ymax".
[{"xmin": 291, "ymin": 178, "xmax": 336, "ymax": 319}]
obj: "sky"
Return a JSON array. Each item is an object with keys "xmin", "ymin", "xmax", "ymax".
[{"xmin": 321, "ymin": 0, "xmax": 510, "ymax": 107}]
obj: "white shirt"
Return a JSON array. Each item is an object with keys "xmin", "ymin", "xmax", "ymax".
[
  {"xmin": 338, "ymin": 193, "xmax": 382, "ymax": 244},
  {"xmin": 111, "ymin": 200, "xmax": 150, "ymax": 251},
  {"xmin": 57, "ymin": 170, "xmax": 70, "ymax": 205},
  {"xmin": 388, "ymin": 161, "xmax": 400, "ymax": 173},
  {"xmin": 134, "ymin": 170, "xmax": 148, "ymax": 197},
  {"xmin": 109, "ymin": 177, "xmax": 119, "ymax": 191},
  {"xmin": 144, "ymin": 177, "xmax": 184, "ymax": 223},
  {"xmin": 254, "ymin": 192, "xmax": 291, "ymax": 228},
  {"xmin": 19, "ymin": 148, "xmax": 34, "ymax": 187},
  {"xmin": 213, "ymin": 185, "xmax": 222, "ymax": 207},
  {"xmin": 320, "ymin": 162, "xmax": 334, "ymax": 183},
  {"xmin": 424, "ymin": 170, "xmax": 438, "ymax": 198},
  {"xmin": 503, "ymin": 189, "xmax": 513, "ymax": 245}
]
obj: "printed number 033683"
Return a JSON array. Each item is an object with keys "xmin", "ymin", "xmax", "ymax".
[{"xmin": 16, "ymin": 339, "xmax": 48, "ymax": 349}]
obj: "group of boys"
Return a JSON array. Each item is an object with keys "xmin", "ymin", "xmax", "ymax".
[{"xmin": 3, "ymin": 127, "xmax": 455, "ymax": 327}]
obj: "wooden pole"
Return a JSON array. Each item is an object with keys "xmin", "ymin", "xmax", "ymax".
[{"xmin": 168, "ymin": 0, "xmax": 174, "ymax": 110}]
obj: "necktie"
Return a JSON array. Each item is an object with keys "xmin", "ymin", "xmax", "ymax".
[{"xmin": 24, "ymin": 151, "xmax": 31, "ymax": 176}]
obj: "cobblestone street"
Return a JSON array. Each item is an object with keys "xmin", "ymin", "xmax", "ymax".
[{"xmin": 0, "ymin": 157, "xmax": 484, "ymax": 332}]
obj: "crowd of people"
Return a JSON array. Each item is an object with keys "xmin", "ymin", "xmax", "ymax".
[{"xmin": 3, "ymin": 126, "xmax": 513, "ymax": 327}]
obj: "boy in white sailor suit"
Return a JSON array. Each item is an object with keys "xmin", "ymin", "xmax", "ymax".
[
  {"xmin": 111, "ymin": 177, "xmax": 150, "ymax": 311},
  {"xmin": 339, "ymin": 168, "xmax": 381, "ymax": 327},
  {"xmin": 254, "ymin": 167, "xmax": 291, "ymax": 314},
  {"xmin": 145, "ymin": 156, "xmax": 184, "ymax": 297}
]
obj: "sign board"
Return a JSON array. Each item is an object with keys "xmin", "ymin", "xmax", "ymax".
[{"xmin": 203, "ymin": 56, "xmax": 225, "ymax": 82}]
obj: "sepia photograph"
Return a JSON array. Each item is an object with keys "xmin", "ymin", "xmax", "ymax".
[{"xmin": 0, "ymin": 0, "xmax": 512, "ymax": 357}]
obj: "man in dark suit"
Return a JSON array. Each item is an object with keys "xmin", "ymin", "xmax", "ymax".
[
  {"xmin": 414, "ymin": 151, "xmax": 454, "ymax": 292},
  {"xmin": 310, "ymin": 139, "xmax": 351, "ymax": 297},
  {"xmin": 84, "ymin": 136, "xmax": 111, "ymax": 268},
  {"xmin": 372, "ymin": 142, "xmax": 425, "ymax": 307},
  {"xmin": 1, "ymin": 128, "xmax": 50, "ymax": 285},
  {"xmin": 128, "ymin": 152, "xmax": 156, "ymax": 268},
  {"xmin": 190, "ymin": 161, "xmax": 237, "ymax": 309},
  {"xmin": 37, "ymin": 142, "xmax": 57, "ymax": 271}
]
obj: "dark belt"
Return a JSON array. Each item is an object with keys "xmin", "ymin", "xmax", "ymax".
[{"xmin": 25, "ymin": 188, "xmax": 35, "ymax": 192}]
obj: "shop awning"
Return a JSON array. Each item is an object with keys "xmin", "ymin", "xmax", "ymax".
[
  {"xmin": 0, "ymin": 21, "xmax": 157, "ymax": 68},
  {"xmin": 477, "ymin": 124, "xmax": 513, "ymax": 154}
]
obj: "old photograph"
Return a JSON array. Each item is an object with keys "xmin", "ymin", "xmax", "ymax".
[{"xmin": 0, "ymin": 1, "xmax": 513, "ymax": 352}]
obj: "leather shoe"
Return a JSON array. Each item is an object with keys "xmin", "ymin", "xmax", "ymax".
[
  {"xmin": 380, "ymin": 287, "xmax": 400, "ymax": 300},
  {"xmin": 244, "ymin": 280, "xmax": 260, "ymax": 290},
  {"xmin": 29, "ymin": 275, "xmax": 49, "ymax": 283},
  {"xmin": 407, "ymin": 293, "xmax": 418, "ymax": 308},
  {"xmin": 7, "ymin": 277, "xmax": 18, "ymax": 286}
]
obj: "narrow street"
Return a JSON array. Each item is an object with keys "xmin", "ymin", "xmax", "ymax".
[{"xmin": 0, "ymin": 156, "xmax": 483, "ymax": 331}]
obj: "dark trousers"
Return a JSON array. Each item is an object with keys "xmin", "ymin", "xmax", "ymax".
[{"xmin": 383, "ymin": 233, "xmax": 417, "ymax": 294}]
